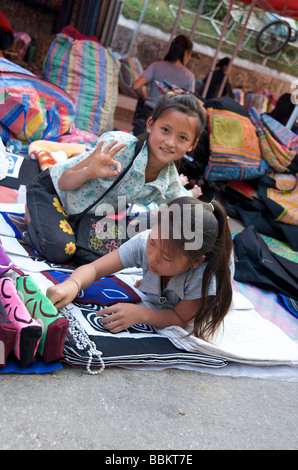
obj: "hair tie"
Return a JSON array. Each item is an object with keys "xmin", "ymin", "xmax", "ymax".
[{"xmin": 209, "ymin": 202, "xmax": 214, "ymax": 212}]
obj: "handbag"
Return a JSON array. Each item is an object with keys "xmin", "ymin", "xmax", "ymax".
[
  {"xmin": 203, "ymin": 98, "xmax": 268, "ymax": 181},
  {"xmin": 0, "ymin": 60, "xmax": 76, "ymax": 144},
  {"xmin": 44, "ymin": 32, "xmax": 120, "ymax": 135},
  {"xmin": 69, "ymin": 142, "xmax": 140, "ymax": 265}
]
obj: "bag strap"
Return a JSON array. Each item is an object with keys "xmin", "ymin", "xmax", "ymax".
[
  {"xmin": 22, "ymin": 106, "xmax": 54, "ymax": 143},
  {"xmin": 70, "ymin": 140, "xmax": 142, "ymax": 221}
]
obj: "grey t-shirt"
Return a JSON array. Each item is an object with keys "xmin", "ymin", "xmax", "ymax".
[{"xmin": 142, "ymin": 61, "xmax": 195, "ymax": 109}]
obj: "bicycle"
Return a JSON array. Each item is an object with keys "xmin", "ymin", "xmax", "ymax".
[{"xmin": 255, "ymin": 16, "xmax": 298, "ymax": 56}]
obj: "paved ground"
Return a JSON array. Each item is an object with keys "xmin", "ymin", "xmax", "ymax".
[{"xmin": 0, "ymin": 364, "xmax": 297, "ymax": 451}]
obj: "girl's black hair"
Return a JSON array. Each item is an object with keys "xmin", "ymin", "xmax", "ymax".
[
  {"xmin": 164, "ymin": 35, "xmax": 193, "ymax": 64},
  {"xmin": 216, "ymin": 57, "xmax": 230, "ymax": 69},
  {"xmin": 268, "ymin": 93, "xmax": 295, "ymax": 126},
  {"xmin": 158, "ymin": 196, "xmax": 233, "ymax": 340}
]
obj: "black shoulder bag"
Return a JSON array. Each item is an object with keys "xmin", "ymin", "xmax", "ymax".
[{"xmin": 69, "ymin": 142, "xmax": 140, "ymax": 265}]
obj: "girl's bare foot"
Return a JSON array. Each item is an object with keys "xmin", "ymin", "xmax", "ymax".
[{"xmin": 191, "ymin": 184, "xmax": 202, "ymax": 199}]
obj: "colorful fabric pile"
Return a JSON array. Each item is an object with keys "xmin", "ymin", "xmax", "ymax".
[{"xmin": 44, "ymin": 32, "xmax": 120, "ymax": 136}]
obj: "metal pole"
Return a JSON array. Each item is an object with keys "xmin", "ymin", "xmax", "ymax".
[
  {"xmin": 170, "ymin": 0, "xmax": 186, "ymax": 43},
  {"xmin": 189, "ymin": 0, "xmax": 207, "ymax": 41},
  {"xmin": 201, "ymin": 0, "xmax": 235, "ymax": 99},
  {"xmin": 217, "ymin": 0, "xmax": 257, "ymax": 97},
  {"xmin": 127, "ymin": 0, "xmax": 150, "ymax": 55},
  {"xmin": 286, "ymin": 105, "xmax": 298, "ymax": 129}
]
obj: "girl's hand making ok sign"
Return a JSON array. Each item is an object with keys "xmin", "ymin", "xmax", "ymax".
[{"xmin": 57, "ymin": 140, "xmax": 126, "ymax": 191}]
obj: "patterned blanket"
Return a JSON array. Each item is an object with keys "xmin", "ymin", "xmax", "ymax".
[{"xmin": 0, "ymin": 202, "xmax": 297, "ymax": 381}]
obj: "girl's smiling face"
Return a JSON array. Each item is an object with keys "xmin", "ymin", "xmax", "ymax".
[{"xmin": 146, "ymin": 108, "xmax": 199, "ymax": 168}]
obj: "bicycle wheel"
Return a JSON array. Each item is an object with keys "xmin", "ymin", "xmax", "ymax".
[{"xmin": 256, "ymin": 20, "xmax": 292, "ymax": 55}]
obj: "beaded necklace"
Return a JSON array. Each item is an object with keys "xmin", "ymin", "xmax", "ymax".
[{"xmin": 61, "ymin": 308, "xmax": 105, "ymax": 375}]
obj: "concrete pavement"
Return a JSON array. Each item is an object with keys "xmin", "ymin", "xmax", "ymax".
[{"xmin": 1, "ymin": 364, "xmax": 297, "ymax": 450}]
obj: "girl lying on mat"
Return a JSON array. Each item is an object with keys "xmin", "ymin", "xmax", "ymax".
[
  {"xmin": 46, "ymin": 197, "xmax": 234, "ymax": 340},
  {"xmin": 23, "ymin": 92, "xmax": 206, "ymax": 264}
]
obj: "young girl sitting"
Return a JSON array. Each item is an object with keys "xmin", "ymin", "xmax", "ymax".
[
  {"xmin": 24, "ymin": 93, "xmax": 206, "ymax": 264},
  {"xmin": 46, "ymin": 197, "xmax": 234, "ymax": 340}
]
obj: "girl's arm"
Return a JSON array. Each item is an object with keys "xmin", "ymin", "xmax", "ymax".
[
  {"xmin": 99, "ymin": 297, "xmax": 202, "ymax": 333},
  {"xmin": 132, "ymin": 76, "xmax": 147, "ymax": 99},
  {"xmin": 46, "ymin": 249, "xmax": 124, "ymax": 310},
  {"xmin": 58, "ymin": 140, "xmax": 126, "ymax": 191}
]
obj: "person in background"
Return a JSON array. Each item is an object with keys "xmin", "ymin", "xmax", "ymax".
[
  {"xmin": 201, "ymin": 57, "xmax": 234, "ymax": 100},
  {"xmin": 132, "ymin": 35, "xmax": 195, "ymax": 136},
  {"xmin": 265, "ymin": 93, "xmax": 297, "ymax": 130}
]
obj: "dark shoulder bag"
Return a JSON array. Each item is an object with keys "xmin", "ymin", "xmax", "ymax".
[{"xmin": 69, "ymin": 142, "xmax": 140, "ymax": 265}]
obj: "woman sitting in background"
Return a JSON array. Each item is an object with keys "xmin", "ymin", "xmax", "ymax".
[{"xmin": 132, "ymin": 35, "xmax": 195, "ymax": 136}]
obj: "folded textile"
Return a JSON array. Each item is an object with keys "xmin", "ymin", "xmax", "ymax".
[
  {"xmin": 277, "ymin": 294, "xmax": 298, "ymax": 319},
  {"xmin": 43, "ymin": 271, "xmax": 141, "ymax": 306},
  {"xmin": 61, "ymin": 302, "xmax": 227, "ymax": 373},
  {"xmin": 257, "ymin": 173, "xmax": 298, "ymax": 227},
  {"xmin": 155, "ymin": 292, "xmax": 298, "ymax": 366},
  {"xmin": 232, "ymin": 279, "xmax": 298, "ymax": 341}
]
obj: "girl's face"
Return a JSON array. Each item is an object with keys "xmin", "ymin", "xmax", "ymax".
[
  {"xmin": 146, "ymin": 108, "xmax": 199, "ymax": 168},
  {"xmin": 146, "ymin": 225, "xmax": 192, "ymax": 278}
]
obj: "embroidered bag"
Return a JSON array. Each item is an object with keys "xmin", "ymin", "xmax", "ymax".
[
  {"xmin": 249, "ymin": 107, "xmax": 298, "ymax": 173},
  {"xmin": 203, "ymin": 97, "xmax": 268, "ymax": 181},
  {"xmin": 260, "ymin": 113, "xmax": 298, "ymax": 154}
]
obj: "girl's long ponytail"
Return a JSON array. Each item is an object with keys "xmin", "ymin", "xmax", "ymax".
[{"xmin": 192, "ymin": 199, "xmax": 233, "ymax": 340}]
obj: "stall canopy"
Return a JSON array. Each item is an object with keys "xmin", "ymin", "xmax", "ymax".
[{"xmin": 239, "ymin": 0, "xmax": 298, "ymax": 20}]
